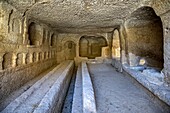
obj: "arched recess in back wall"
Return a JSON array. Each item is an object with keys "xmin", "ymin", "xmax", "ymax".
[
  {"xmin": 64, "ymin": 41, "xmax": 76, "ymax": 60},
  {"xmin": 12, "ymin": 18, "xmax": 21, "ymax": 33},
  {"xmin": 125, "ymin": 6, "xmax": 163, "ymax": 69},
  {"xmin": 28, "ymin": 22, "xmax": 43, "ymax": 46},
  {"xmin": 50, "ymin": 33, "xmax": 56, "ymax": 46},
  {"xmin": 79, "ymin": 35, "xmax": 107, "ymax": 59}
]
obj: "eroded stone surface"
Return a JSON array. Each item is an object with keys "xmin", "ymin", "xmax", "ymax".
[{"xmin": 5, "ymin": 0, "xmax": 170, "ymax": 33}]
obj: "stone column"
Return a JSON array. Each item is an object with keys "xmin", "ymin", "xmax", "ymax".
[
  {"xmin": 119, "ymin": 24, "xmax": 128, "ymax": 64},
  {"xmin": 22, "ymin": 53, "xmax": 26, "ymax": 65},
  {"xmin": 49, "ymin": 34, "xmax": 52, "ymax": 46},
  {"xmin": 106, "ymin": 32, "xmax": 112, "ymax": 58},
  {"xmin": 161, "ymin": 12, "xmax": 170, "ymax": 84},
  {"xmin": 29, "ymin": 53, "xmax": 33, "ymax": 63},
  {"xmin": 44, "ymin": 30, "xmax": 48, "ymax": 45},
  {"xmin": 76, "ymin": 44, "xmax": 79, "ymax": 57},
  {"xmin": 88, "ymin": 43, "xmax": 91, "ymax": 56},
  {"xmin": 22, "ymin": 17, "xmax": 29, "ymax": 45},
  {"xmin": 36, "ymin": 52, "xmax": 39, "ymax": 62},
  {"xmin": 12, "ymin": 53, "xmax": 17, "ymax": 68}
]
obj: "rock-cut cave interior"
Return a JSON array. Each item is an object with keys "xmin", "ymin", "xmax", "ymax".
[{"xmin": 0, "ymin": 0, "xmax": 170, "ymax": 113}]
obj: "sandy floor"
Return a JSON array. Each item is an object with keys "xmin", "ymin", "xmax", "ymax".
[{"xmin": 88, "ymin": 63, "xmax": 166, "ymax": 113}]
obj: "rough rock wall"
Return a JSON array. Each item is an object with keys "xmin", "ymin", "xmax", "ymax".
[
  {"xmin": 110, "ymin": 3, "xmax": 170, "ymax": 84},
  {"xmin": 126, "ymin": 20, "xmax": 163, "ymax": 68},
  {"xmin": 0, "ymin": 1, "xmax": 58, "ymax": 100}
]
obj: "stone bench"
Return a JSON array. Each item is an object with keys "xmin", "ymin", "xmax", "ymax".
[
  {"xmin": 72, "ymin": 64, "xmax": 83, "ymax": 113},
  {"xmin": 1, "ymin": 60, "xmax": 74, "ymax": 113},
  {"xmin": 72, "ymin": 62, "xmax": 96, "ymax": 113},
  {"xmin": 122, "ymin": 64, "xmax": 170, "ymax": 112}
]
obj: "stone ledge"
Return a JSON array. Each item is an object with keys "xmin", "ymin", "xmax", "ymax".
[
  {"xmin": 33, "ymin": 60, "xmax": 74, "ymax": 113},
  {"xmin": 122, "ymin": 64, "xmax": 170, "ymax": 107},
  {"xmin": 0, "ymin": 58, "xmax": 57, "ymax": 101},
  {"xmin": 72, "ymin": 64, "xmax": 83, "ymax": 113},
  {"xmin": 1, "ymin": 60, "xmax": 74, "ymax": 113},
  {"xmin": 82, "ymin": 62, "xmax": 97, "ymax": 113}
]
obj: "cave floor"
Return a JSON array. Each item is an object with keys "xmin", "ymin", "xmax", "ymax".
[{"xmin": 88, "ymin": 63, "xmax": 165, "ymax": 113}]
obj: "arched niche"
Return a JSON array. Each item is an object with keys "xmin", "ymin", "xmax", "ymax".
[
  {"xmin": 12, "ymin": 18, "xmax": 21, "ymax": 33},
  {"xmin": 51, "ymin": 34, "xmax": 56, "ymax": 46},
  {"xmin": 64, "ymin": 41, "xmax": 76, "ymax": 60},
  {"xmin": 79, "ymin": 35, "xmax": 107, "ymax": 59},
  {"xmin": 28, "ymin": 22, "xmax": 42, "ymax": 46},
  {"xmin": 2, "ymin": 53, "xmax": 13, "ymax": 69},
  {"xmin": 126, "ymin": 6, "xmax": 163, "ymax": 69}
]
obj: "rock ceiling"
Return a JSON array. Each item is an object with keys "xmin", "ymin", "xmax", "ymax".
[{"xmin": 6, "ymin": 0, "xmax": 170, "ymax": 33}]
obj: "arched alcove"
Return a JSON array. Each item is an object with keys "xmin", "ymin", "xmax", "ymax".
[
  {"xmin": 2, "ymin": 53, "xmax": 13, "ymax": 69},
  {"xmin": 51, "ymin": 34, "xmax": 55, "ymax": 46},
  {"xmin": 126, "ymin": 6, "xmax": 163, "ymax": 69},
  {"xmin": 64, "ymin": 41, "xmax": 76, "ymax": 60},
  {"xmin": 28, "ymin": 22, "xmax": 42, "ymax": 46},
  {"xmin": 79, "ymin": 35, "xmax": 107, "ymax": 59},
  {"xmin": 12, "ymin": 18, "xmax": 20, "ymax": 33}
]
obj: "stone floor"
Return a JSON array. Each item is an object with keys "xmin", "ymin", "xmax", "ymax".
[
  {"xmin": 88, "ymin": 63, "xmax": 167, "ymax": 113},
  {"xmin": 2, "ymin": 62, "xmax": 170, "ymax": 113}
]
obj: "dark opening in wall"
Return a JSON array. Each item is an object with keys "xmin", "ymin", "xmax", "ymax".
[
  {"xmin": 79, "ymin": 35, "xmax": 107, "ymax": 59},
  {"xmin": 126, "ymin": 6, "xmax": 164, "ymax": 69},
  {"xmin": 51, "ymin": 34, "xmax": 55, "ymax": 46}
]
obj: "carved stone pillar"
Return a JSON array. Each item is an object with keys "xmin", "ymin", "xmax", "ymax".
[
  {"xmin": 29, "ymin": 53, "xmax": 33, "ymax": 63},
  {"xmin": 12, "ymin": 53, "xmax": 17, "ymax": 68},
  {"xmin": 76, "ymin": 45, "xmax": 79, "ymax": 57},
  {"xmin": 36, "ymin": 52, "xmax": 39, "ymax": 62},
  {"xmin": 22, "ymin": 53, "xmax": 26, "ymax": 65}
]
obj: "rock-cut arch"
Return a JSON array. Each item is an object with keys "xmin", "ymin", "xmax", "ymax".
[{"xmin": 79, "ymin": 35, "xmax": 107, "ymax": 59}]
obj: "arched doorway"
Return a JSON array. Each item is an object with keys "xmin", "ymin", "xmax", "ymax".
[
  {"xmin": 126, "ymin": 6, "xmax": 163, "ymax": 69},
  {"xmin": 64, "ymin": 41, "xmax": 76, "ymax": 60},
  {"xmin": 79, "ymin": 35, "xmax": 107, "ymax": 59}
]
